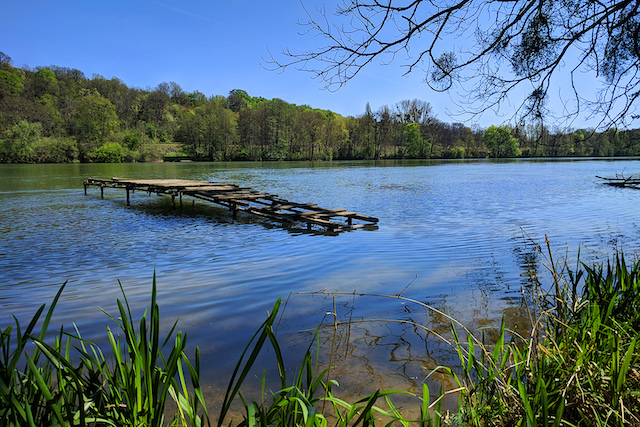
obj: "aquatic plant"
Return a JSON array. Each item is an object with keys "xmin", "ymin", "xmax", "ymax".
[
  {"xmin": 0, "ymin": 276, "xmax": 208, "ymax": 426},
  {"xmin": 2, "ymin": 246, "xmax": 639, "ymax": 426},
  {"xmin": 443, "ymin": 241, "xmax": 640, "ymax": 426},
  {"xmin": 295, "ymin": 242, "xmax": 640, "ymax": 426}
]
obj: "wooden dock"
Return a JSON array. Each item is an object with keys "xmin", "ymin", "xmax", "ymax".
[
  {"xmin": 597, "ymin": 174, "xmax": 640, "ymax": 190},
  {"xmin": 83, "ymin": 178, "xmax": 379, "ymax": 232}
]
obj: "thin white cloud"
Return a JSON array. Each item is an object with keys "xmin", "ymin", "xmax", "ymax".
[{"xmin": 151, "ymin": 1, "xmax": 229, "ymax": 27}]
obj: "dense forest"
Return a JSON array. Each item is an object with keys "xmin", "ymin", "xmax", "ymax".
[{"xmin": 1, "ymin": 52, "xmax": 640, "ymax": 163}]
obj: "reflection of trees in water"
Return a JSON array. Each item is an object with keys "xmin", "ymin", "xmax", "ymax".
[
  {"xmin": 273, "ymin": 238, "xmax": 542, "ymax": 409},
  {"xmin": 281, "ymin": 293, "xmax": 463, "ymax": 409}
]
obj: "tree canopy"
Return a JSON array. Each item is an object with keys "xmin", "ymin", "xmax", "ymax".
[
  {"xmin": 1, "ymin": 51, "xmax": 640, "ymax": 163},
  {"xmin": 483, "ymin": 125, "xmax": 522, "ymax": 158},
  {"xmin": 274, "ymin": 0, "xmax": 640, "ymax": 129}
]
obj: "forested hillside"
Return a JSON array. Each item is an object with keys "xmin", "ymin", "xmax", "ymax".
[{"xmin": 1, "ymin": 52, "xmax": 639, "ymax": 163}]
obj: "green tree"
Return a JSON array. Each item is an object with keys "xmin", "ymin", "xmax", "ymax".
[
  {"xmin": 90, "ymin": 142, "xmax": 125, "ymax": 163},
  {"xmin": 0, "ymin": 120, "xmax": 42, "ymax": 162},
  {"xmin": 188, "ymin": 91, "xmax": 207, "ymax": 108},
  {"xmin": 227, "ymin": 89, "xmax": 250, "ymax": 112},
  {"xmin": 35, "ymin": 68, "xmax": 57, "ymax": 82},
  {"xmin": 121, "ymin": 130, "xmax": 142, "ymax": 150},
  {"xmin": 139, "ymin": 88, "xmax": 170, "ymax": 126},
  {"xmin": 483, "ymin": 125, "xmax": 521, "ymax": 158},
  {"xmin": 177, "ymin": 96, "xmax": 238, "ymax": 160},
  {"xmin": 33, "ymin": 136, "xmax": 79, "ymax": 163},
  {"xmin": 405, "ymin": 122, "xmax": 430, "ymax": 158},
  {"xmin": 24, "ymin": 68, "xmax": 59, "ymax": 99},
  {"xmin": 75, "ymin": 89, "xmax": 119, "ymax": 146},
  {"xmin": 37, "ymin": 94, "xmax": 63, "ymax": 135},
  {"xmin": 88, "ymin": 74, "xmax": 139, "ymax": 128},
  {"xmin": 0, "ymin": 68, "xmax": 24, "ymax": 98}
]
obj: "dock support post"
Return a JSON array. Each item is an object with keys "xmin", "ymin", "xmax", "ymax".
[
  {"xmin": 126, "ymin": 187, "xmax": 130, "ymax": 206},
  {"xmin": 347, "ymin": 217, "xmax": 353, "ymax": 226},
  {"xmin": 171, "ymin": 194, "xmax": 176, "ymax": 209},
  {"xmin": 100, "ymin": 185, "xmax": 104, "ymax": 199},
  {"xmin": 84, "ymin": 183, "xmax": 87, "ymax": 195},
  {"xmin": 179, "ymin": 192, "xmax": 183, "ymax": 208},
  {"xmin": 231, "ymin": 203, "xmax": 238, "ymax": 219}
]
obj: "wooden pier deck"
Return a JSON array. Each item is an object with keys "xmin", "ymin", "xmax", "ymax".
[
  {"xmin": 83, "ymin": 178, "xmax": 379, "ymax": 232},
  {"xmin": 597, "ymin": 174, "xmax": 640, "ymax": 190}
]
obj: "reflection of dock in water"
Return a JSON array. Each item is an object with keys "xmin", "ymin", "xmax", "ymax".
[{"xmin": 83, "ymin": 177, "xmax": 379, "ymax": 232}]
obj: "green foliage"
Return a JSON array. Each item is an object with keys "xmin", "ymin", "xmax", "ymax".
[
  {"xmin": 227, "ymin": 89, "xmax": 249, "ymax": 112},
  {"xmin": 405, "ymin": 122, "xmax": 430, "ymax": 158},
  {"xmin": 447, "ymin": 248, "xmax": 640, "ymax": 426},
  {"xmin": 482, "ymin": 125, "xmax": 521, "ymax": 158},
  {"xmin": 34, "ymin": 68, "xmax": 57, "ymax": 83},
  {"xmin": 75, "ymin": 89, "xmax": 120, "ymax": 146},
  {"xmin": 0, "ymin": 120, "xmax": 42, "ymax": 162},
  {"xmin": 177, "ymin": 97, "xmax": 238, "ymax": 161},
  {"xmin": 0, "ymin": 58, "xmax": 639, "ymax": 163},
  {"xmin": 3, "ymin": 251, "xmax": 640, "ymax": 426},
  {"xmin": 0, "ymin": 283, "xmax": 68, "ymax": 425},
  {"xmin": 28, "ymin": 69, "xmax": 59, "ymax": 100},
  {"xmin": 449, "ymin": 146, "xmax": 465, "ymax": 159},
  {"xmin": 37, "ymin": 94, "xmax": 63, "ymax": 135},
  {"xmin": 33, "ymin": 136, "xmax": 79, "ymax": 163},
  {"xmin": 188, "ymin": 91, "xmax": 207, "ymax": 108},
  {"xmin": 90, "ymin": 142, "xmax": 126, "ymax": 163},
  {"xmin": 0, "ymin": 68, "xmax": 24, "ymax": 97},
  {"xmin": 0, "ymin": 120, "xmax": 78, "ymax": 163},
  {"xmin": 0, "ymin": 276, "xmax": 208, "ymax": 426},
  {"xmin": 122, "ymin": 129, "xmax": 143, "ymax": 150},
  {"xmin": 146, "ymin": 123, "xmax": 159, "ymax": 139},
  {"xmin": 135, "ymin": 145, "xmax": 155, "ymax": 162}
]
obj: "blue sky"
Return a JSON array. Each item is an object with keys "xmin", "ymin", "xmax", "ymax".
[{"xmin": 1, "ymin": 1, "xmax": 633, "ymax": 129}]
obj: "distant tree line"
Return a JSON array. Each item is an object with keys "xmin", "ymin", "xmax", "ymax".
[{"xmin": 1, "ymin": 52, "xmax": 639, "ymax": 163}]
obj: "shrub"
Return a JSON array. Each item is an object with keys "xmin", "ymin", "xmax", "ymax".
[{"xmin": 90, "ymin": 142, "xmax": 125, "ymax": 163}]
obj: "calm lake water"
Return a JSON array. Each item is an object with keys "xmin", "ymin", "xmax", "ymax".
[{"xmin": 1, "ymin": 158, "xmax": 639, "ymax": 408}]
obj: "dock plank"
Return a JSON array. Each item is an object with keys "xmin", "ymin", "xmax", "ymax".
[{"xmin": 84, "ymin": 178, "xmax": 379, "ymax": 231}]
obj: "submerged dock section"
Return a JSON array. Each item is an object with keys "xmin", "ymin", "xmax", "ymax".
[{"xmin": 84, "ymin": 178, "xmax": 378, "ymax": 232}]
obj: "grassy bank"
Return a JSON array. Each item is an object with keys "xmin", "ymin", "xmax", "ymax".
[{"xmin": 2, "ymin": 245, "xmax": 639, "ymax": 426}]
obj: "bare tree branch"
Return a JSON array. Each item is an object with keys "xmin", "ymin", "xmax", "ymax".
[{"xmin": 266, "ymin": 0, "xmax": 640, "ymax": 129}]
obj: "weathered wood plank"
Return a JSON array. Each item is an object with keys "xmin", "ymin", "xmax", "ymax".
[{"xmin": 84, "ymin": 178, "xmax": 378, "ymax": 231}]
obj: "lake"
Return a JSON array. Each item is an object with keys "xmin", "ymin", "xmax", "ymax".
[{"xmin": 1, "ymin": 158, "xmax": 639, "ymax": 408}]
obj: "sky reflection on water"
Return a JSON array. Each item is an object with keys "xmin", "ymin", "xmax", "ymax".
[{"xmin": 0, "ymin": 158, "xmax": 638, "ymax": 405}]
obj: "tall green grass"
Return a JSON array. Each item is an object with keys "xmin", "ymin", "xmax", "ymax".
[
  {"xmin": 0, "ymin": 275, "xmax": 208, "ymax": 426},
  {"xmin": 2, "ymin": 247, "xmax": 639, "ymax": 426},
  {"xmin": 444, "ymin": 242, "xmax": 640, "ymax": 426},
  {"xmin": 0, "ymin": 275, "xmax": 418, "ymax": 426}
]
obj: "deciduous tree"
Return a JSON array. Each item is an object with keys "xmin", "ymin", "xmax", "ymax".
[
  {"xmin": 483, "ymin": 125, "xmax": 521, "ymax": 158},
  {"xmin": 75, "ymin": 89, "xmax": 119, "ymax": 146},
  {"xmin": 0, "ymin": 120, "xmax": 41, "ymax": 162},
  {"xmin": 405, "ymin": 122, "xmax": 430, "ymax": 158}
]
